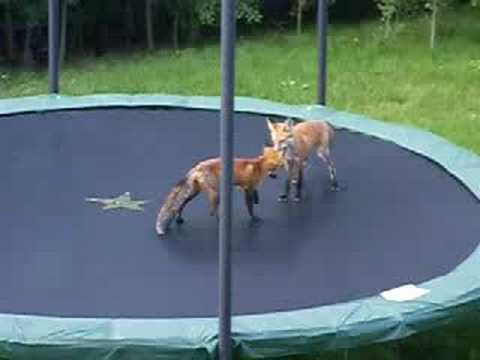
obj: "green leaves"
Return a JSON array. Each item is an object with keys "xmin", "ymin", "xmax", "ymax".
[
  {"xmin": 195, "ymin": 0, "xmax": 263, "ymax": 26},
  {"xmin": 16, "ymin": 0, "xmax": 48, "ymax": 25}
]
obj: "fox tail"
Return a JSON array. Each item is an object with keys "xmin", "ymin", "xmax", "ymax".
[{"xmin": 156, "ymin": 173, "xmax": 198, "ymax": 236}]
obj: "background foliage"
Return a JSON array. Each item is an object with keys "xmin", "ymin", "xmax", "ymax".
[{"xmin": 0, "ymin": 0, "xmax": 476, "ymax": 66}]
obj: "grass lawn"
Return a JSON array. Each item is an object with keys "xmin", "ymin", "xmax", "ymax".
[{"xmin": 1, "ymin": 10, "xmax": 479, "ymax": 154}]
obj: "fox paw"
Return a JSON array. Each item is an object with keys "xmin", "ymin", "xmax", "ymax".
[
  {"xmin": 176, "ymin": 217, "xmax": 185, "ymax": 225},
  {"xmin": 331, "ymin": 182, "xmax": 347, "ymax": 192},
  {"xmin": 293, "ymin": 196, "xmax": 302, "ymax": 202},
  {"xmin": 156, "ymin": 227, "xmax": 167, "ymax": 236},
  {"xmin": 250, "ymin": 216, "xmax": 263, "ymax": 224},
  {"xmin": 330, "ymin": 183, "xmax": 340, "ymax": 192},
  {"xmin": 278, "ymin": 195, "xmax": 289, "ymax": 203}
]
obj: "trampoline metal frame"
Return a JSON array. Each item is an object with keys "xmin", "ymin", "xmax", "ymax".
[{"xmin": 219, "ymin": 1, "xmax": 236, "ymax": 359}]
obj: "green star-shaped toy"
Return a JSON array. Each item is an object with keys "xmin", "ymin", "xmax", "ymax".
[{"xmin": 86, "ymin": 192, "xmax": 149, "ymax": 211}]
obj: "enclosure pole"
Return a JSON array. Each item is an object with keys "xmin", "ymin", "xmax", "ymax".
[
  {"xmin": 48, "ymin": 0, "xmax": 61, "ymax": 94},
  {"xmin": 317, "ymin": 0, "xmax": 328, "ymax": 105},
  {"xmin": 218, "ymin": 0, "xmax": 236, "ymax": 360}
]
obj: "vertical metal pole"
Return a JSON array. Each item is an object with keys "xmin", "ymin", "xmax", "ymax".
[
  {"xmin": 219, "ymin": 0, "xmax": 236, "ymax": 360},
  {"xmin": 218, "ymin": 0, "xmax": 236, "ymax": 360},
  {"xmin": 317, "ymin": 0, "xmax": 328, "ymax": 105},
  {"xmin": 48, "ymin": 0, "xmax": 61, "ymax": 93}
]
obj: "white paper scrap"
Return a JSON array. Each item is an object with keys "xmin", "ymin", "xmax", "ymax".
[{"xmin": 380, "ymin": 284, "xmax": 430, "ymax": 302}]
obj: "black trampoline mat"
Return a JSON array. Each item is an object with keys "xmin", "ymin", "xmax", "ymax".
[{"xmin": 0, "ymin": 108, "xmax": 479, "ymax": 318}]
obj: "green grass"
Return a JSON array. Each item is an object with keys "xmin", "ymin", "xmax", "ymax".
[{"xmin": 1, "ymin": 10, "xmax": 479, "ymax": 154}]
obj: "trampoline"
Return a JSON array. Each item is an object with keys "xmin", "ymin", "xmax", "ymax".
[{"xmin": 0, "ymin": 95, "xmax": 480, "ymax": 359}]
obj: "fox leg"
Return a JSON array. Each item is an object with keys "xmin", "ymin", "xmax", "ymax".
[
  {"xmin": 278, "ymin": 178, "xmax": 290, "ymax": 202},
  {"xmin": 278, "ymin": 162, "xmax": 294, "ymax": 202},
  {"xmin": 207, "ymin": 189, "xmax": 219, "ymax": 217},
  {"xmin": 176, "ymin": 191, "xmax": 199, "ymax": 224},
  {"xmin": 279, "ymin": 158, "xmax": 299, "ymax": 202},
  {"xmin": 293, "ymin": 167, "xmax": 304, "ymax": 202},
  {"xmin": 253, "ymin": 189, "xmax": 259, "ymax": 204},
  {"xmin": 317, "ymin": 148, "xmax": 339, "ymax": 191},
  {"xmin": 244, "ymin": 189, "xmax": 261, "ymax": 223}
]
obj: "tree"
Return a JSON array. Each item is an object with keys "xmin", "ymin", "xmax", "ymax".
[
  {"xmin": 293, "ymin": 0, "xmax": 312, "ymax": 35},
  {"xmin": 195, "ymin": 0, "xmax": 263, "ymax": 27},
  {"xmin": 16, "ymin": 0, "xmax": 47, "ymax": 67},
  {"xmin": 425, "ymin": 0, "xmax": 453, "ymax": 49},
  {"xmin": 290, "ymin": 0, "xmax": 336, "ymax": 36},
  {"xmin": 69, "ymin": 1, "xmax": 85, "ymax": 55},
  {"xmin": 428, "ymin": 0, "xmax": 438, "ymax": 49},
  {"xmin": 161, "ymin": 0, "xmax": 196, "ymax": 51},
  {"xmin": 375, "ymin": 0, "xmax": 425, "ymax": 39},
  {"xmin": 60, "ymin": 0, "xmax": 80, "ymax": 65},
  {"xmin": 84, "ymin": 0, "xmax": 113, "ymax": 57},
  {"xmin": 375, "ymin": 0, "xmax": 399, "ymax": 38},
  {"xmin": 1, "ymin": 0, "xmax": 15, "ymax": 61},
  {"xmin": 124, "ymin": 0, "xmax": 135, "ymax": 47},
  {"xmin": 145, "ymin": 0, "xmax": 155, "ymax": 50}
]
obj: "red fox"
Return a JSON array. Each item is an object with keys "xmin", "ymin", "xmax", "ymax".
[
  {"xmin": 156, "ymin": 147, "xmax": 284, "ymax": 236},
  {"xmin": 267, "ymin": 117, "xmax": 339, "ymax": 202}
]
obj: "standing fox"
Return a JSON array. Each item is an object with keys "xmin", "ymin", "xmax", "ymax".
[
  {"xmin": 156, "ymin": 147, "xmax": 283, "ymax": 236},
  {"xmin": 267, "ymin": 117, "xmax": 339, "ymax": 202}
]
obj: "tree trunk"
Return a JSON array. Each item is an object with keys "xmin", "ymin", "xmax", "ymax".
[
  {"xmin": 430, "ymin": 0, "xmax": 438, "ymax": 49},
  {"xmin": 78, "ymin": 7, "xmax": 85, "ymax": 54},
  {"xmin": 60, "ymin": 0, "xmax": 68, "ymax": 66},
  {"xmin": 124, "ymin": 0, "xmax": 135, "ymax": 46},
  {"xmin": 385, "ymin": 17, "xmax": 391, "ymax": 38},
  {"xmin": 72, "ymin": 6, "xmax": 85, "ymax": 55},
  {"xmin": 93, "ymin": 21, "xmax": 109, "ymax": 57},
  {"xmin": 296, "ymin": 0, "xmax": 304, "ymax": 35},
  {"xmin": 146, "ymin": 0, "xmax": 154, "ymax": 50},
  {"xmin": 189, "ymin": 3, "xmax": 199, "ymax": 45},
  {"xmin": 4, "ymin": 0, "xmax": 15, "ymax": 61},
  {"xmin": 23, "ymin": 24, "xmax": 34, "ymax": 67},
  {"xmin": 172, "ymin": 11, "xmax": 179, "ymax": 51}
]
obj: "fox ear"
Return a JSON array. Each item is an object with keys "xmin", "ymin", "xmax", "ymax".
[
  {"xmin": 266, "ymin": 117, "xmax": 276, "ymax": 132},
  {"xmin": 286, "ymin": 118, "xmax": 295, "ymax": 130}
]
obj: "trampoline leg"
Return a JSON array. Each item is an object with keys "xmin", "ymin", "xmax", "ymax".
[{"xmin": 294, "ymin": 168, "xmax": 303, "ymax": 202}]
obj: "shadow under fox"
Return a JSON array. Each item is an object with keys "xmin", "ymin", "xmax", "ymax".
[{"xmin": 156, "ymin": 147, "xmax": 283, "ymax": 236}]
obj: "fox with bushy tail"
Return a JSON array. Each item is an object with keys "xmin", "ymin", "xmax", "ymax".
[{"xmin": 156, "ymin": 147, "xmax": 283, "ymax": 236}]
